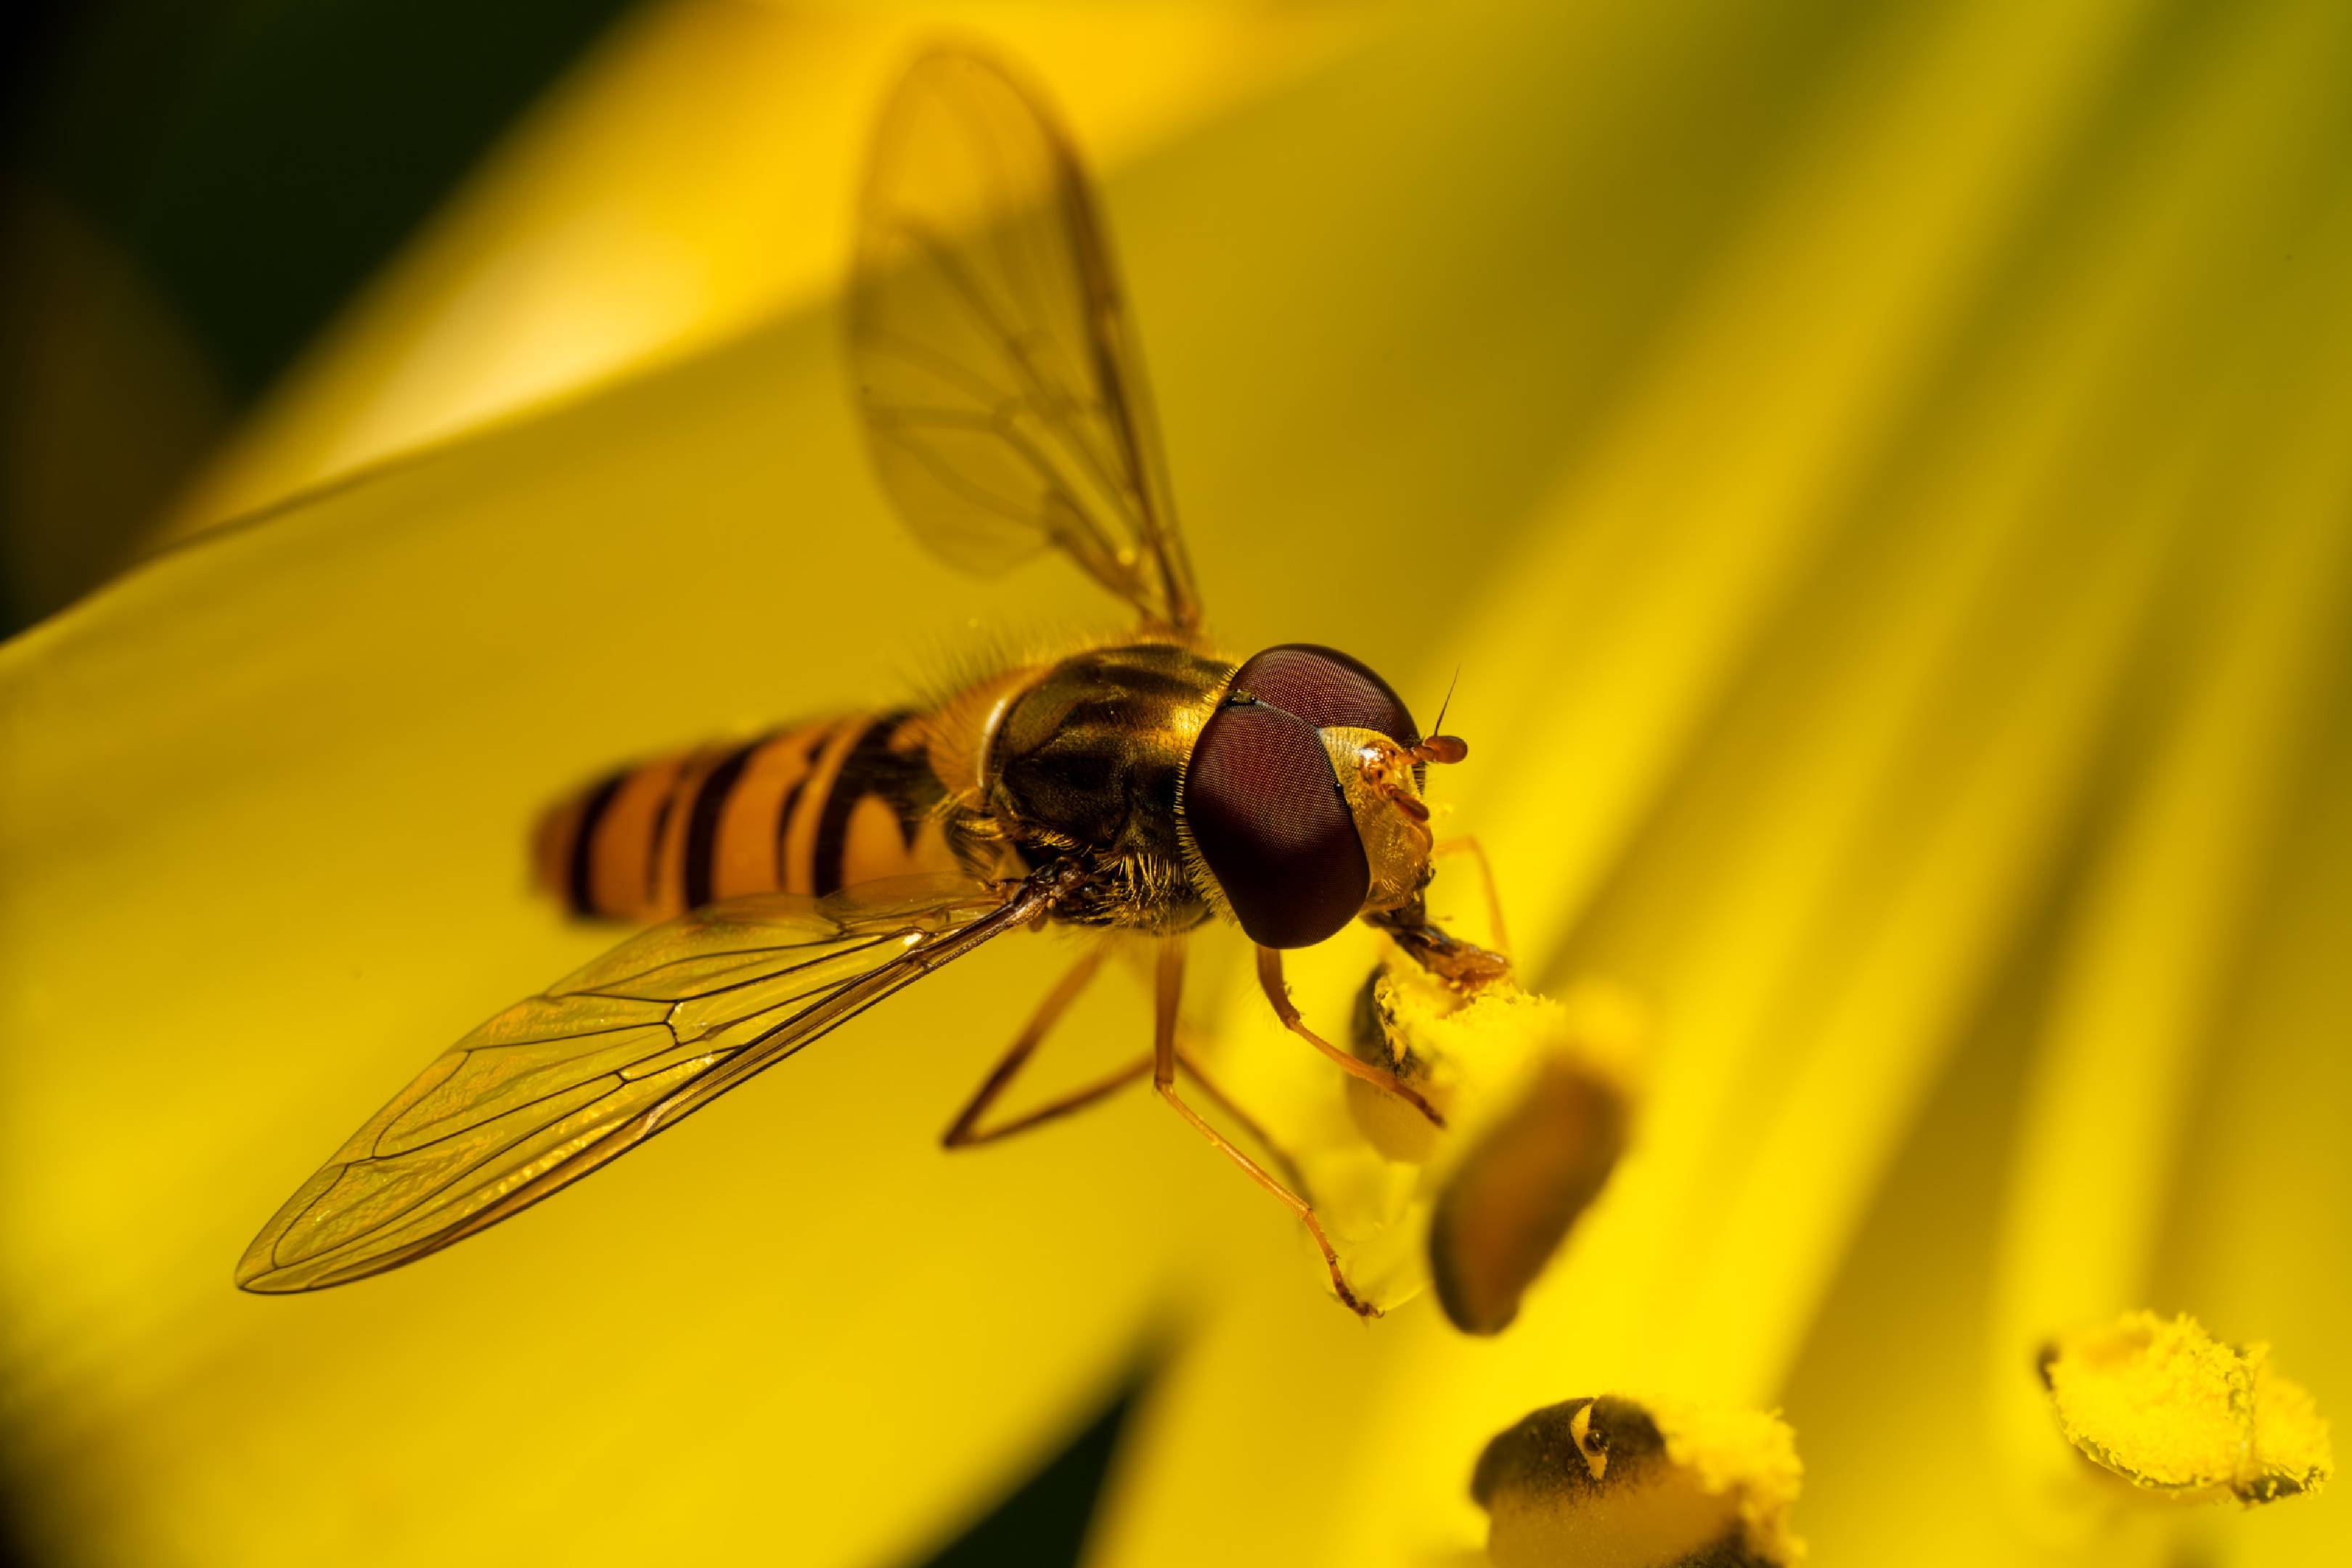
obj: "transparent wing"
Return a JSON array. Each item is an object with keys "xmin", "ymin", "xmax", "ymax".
[
  {"xmin": 849, "ymin": 48, "xmax": 1201, "ymax": 634},
  {"xmin": 238, "ymin": 873, "xmax": 1045, "ymax": 1292}
]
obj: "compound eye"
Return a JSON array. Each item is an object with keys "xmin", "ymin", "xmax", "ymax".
[
  {"xmin": 1228, "ymin": 645, "xmax": 1418, "ymax": 746},
  {"xmin": 1185, "ymin": 703, "xmax": 1369, "ymax": 947}
]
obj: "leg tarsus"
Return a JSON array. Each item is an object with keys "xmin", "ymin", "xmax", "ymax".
[{"xmin": 1153, "ymin": 1077, "xmax": 1378, "ymax": 1318}]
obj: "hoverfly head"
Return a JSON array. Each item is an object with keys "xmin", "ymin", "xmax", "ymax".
[{"xmin": 1180, "ymin": 645, "xmax": 1469, "ymax": 947}]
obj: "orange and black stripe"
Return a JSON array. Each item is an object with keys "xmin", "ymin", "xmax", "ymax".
[{"xmin": 534, "ymin": 711, "xmax": 960, "ymax": 922}]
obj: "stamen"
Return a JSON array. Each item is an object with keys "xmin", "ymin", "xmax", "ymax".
[
  {"xmin": 1473, "ymin": 1395, "xmax": 1805, "ymax": 1567},
  {"xmin": 1347, "ymin": 953, "xmax": 1643, "ymax": 1333},
  {"xmin": 1425, "ymin": 982, "xmax": 1641, "ymax": 1334},
  {"xmin": 2039, "ymin": 1310, "xmax": 2333, "ymax": 1506}
]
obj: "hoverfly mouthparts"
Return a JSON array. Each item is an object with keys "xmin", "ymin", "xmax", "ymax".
[{"xmin": 1183, "ymin": 645, "xmax": 1467, "ymax": 948}]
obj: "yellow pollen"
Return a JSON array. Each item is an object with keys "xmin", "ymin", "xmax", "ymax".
[{"xmin": 2040, "ymin": 1310, "xmax": 2333, "ymax": 1505}]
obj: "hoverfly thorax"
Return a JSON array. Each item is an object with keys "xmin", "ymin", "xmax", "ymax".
[
  {"xmin": 1180, "ymin": 644, "xmax": 1467, "ymax": 949},
  {"xmin": 979, "ymin": 641, "xmax": 1233, "ymax": 931}
]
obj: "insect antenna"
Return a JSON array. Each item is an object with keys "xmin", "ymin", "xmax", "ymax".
[
  {"xmin": 1412, "ymin": 667, "xmax": 1469, "ymax": 767},
  {"xmin": 1431, "ymin": 666, "xmax": 1461, "ymax": 738}
]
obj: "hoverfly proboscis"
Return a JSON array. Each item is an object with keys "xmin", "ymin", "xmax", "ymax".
[{"xmin": 237, "ymin": 48, "xmax": 1509, "ymax": 1317}]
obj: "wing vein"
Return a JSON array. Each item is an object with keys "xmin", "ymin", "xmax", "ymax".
[
  {"xmin": 846, "ymin": 50, "xmax": 1198, "ymax": 631},
  {"xmin": 237, "ymin": 870, "xmax": 1061, "ymax": 1292}
]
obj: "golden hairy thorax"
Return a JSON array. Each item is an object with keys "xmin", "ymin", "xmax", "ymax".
[{"xmin": 966, "ymin": 640, "xmax": 1237, "ymax": 933}]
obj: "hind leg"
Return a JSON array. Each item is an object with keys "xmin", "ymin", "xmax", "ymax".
[{"xmin": 942, "ymin": 946, "xmax": 1151, "ymax": 1146}]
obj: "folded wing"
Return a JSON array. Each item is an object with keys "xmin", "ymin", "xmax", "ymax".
[{"xmin": 238, "ymin": 875, "xmax": 1038, "ymax": 1291}]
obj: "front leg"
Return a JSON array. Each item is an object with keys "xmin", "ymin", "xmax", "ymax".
[
  {"xmin": 1434, "ymin": 835, "xmax": 1511, "ymax": 960},
  {"xmin": 1256, "ymin": 945, "xmax": 1447, "ymax": 1128}
]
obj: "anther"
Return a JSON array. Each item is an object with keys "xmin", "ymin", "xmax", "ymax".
[
  {"xmin": 2040, "ymin": 1310, "xmax": 2333, "ymax": 1505},
  {"xmin": 1472, "ymin": 1396, "xmax": 1805, "ymax": 1567}
]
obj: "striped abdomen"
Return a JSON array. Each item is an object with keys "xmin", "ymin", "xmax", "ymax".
[{"xmin": 534, "ymin": 711, "xmax": 960, "ymax": 922}]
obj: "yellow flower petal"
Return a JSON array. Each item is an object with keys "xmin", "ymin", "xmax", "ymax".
[
  {"xmin": 1097, "ymin": 0, "xmax": 2352, "ymax": 1562},
  {"xmin": 2147, "ymin": 690, "xmax": 2352, "ymax": 1568},
  {"xmin": 14, "ymin": 0, "xmax": 2352, "ymax": 1561},
  {"xmin": 1990, "ymin": 230, "xmax": 2352, "ymax": 1539}
]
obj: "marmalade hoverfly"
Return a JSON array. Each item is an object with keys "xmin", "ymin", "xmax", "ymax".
[{"xmin": 237, "ymin": 48, "xmax": 1508, "ymax": 1315}]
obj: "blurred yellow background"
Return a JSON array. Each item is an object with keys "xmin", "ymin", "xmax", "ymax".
[{"xmin": 3, "ymin": 1, "xmax": 2345, "ymax": 1565}]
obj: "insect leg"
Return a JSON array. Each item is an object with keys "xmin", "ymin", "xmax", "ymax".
[
  {"xmin": 1434, "ymin": 835, "xmax": 1510, "ymax": 958},
  {"xmin": 1172, "ymin": 1040, "xmax": 1313, "ymax": 1199},
  {"xmin": 1155, "ymin": 939, "xmax": 1377, "ymax": 1318},
  {"xmin": 942, "ymin": 944, "xmax": 1149, "ymax": 1146},
  {"xmin": 1255, "ymin": 945, "xmax": 1446, "ymax": 1128}
]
